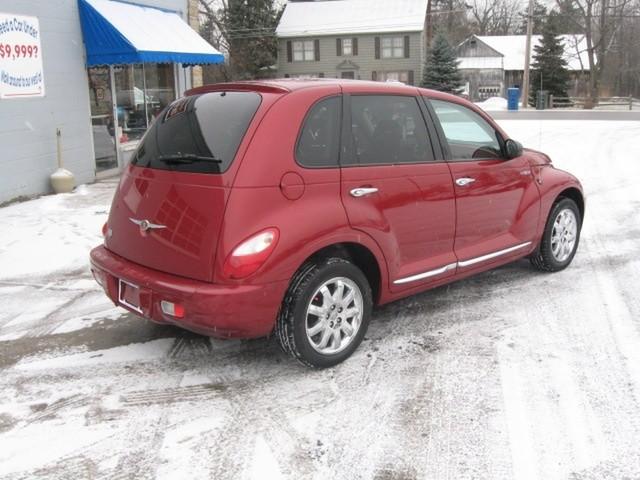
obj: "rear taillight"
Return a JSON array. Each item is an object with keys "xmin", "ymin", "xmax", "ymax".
[{"xmin": 223, "ymin": 228, "xmax": 279, "ymax": 279}]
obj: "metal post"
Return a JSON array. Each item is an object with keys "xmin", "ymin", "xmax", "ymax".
[
  {"xmin": 173, "ymin": 64, "xmax": 180, "ymax": 99},
  {"xmin": 425, "ymin": 0, "xmax": 433, "ymax": 49},
  {"xmin": 630, "ymin": 95, "xmax": 633, "ymax": 111},
  {"xmin": 56, "ymin": 128, "xmax": 63, "ymax": 169},
  {"xmin": 109, "ymin": 65, "xmax": 122, "ymax": 169},
  {"xmin": 521, "ymin": 0, "xmax": 534, "ymax": 109},
  {"xmin": 142, "ymin": 63, "xmax": 149, "ymax": 128}
]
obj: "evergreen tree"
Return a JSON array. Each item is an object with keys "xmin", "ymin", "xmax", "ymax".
[
  {"xmin": 528, "ymin": 19, "xmax": 571, "ymax": 106},
  {"xmin": 200, "ymin": 0, "xmax": 281, "ymax": 80},
  {"xmin": 420, "ymin": 33, "xmax": 463, "ymax": 93}
]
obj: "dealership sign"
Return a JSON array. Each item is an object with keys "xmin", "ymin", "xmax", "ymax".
[{"xmin": 0, "ymin": 13, "xmax": 45, "ymax": 99}]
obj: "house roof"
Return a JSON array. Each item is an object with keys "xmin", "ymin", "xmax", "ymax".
[
  {"xmin": 276, "ymin": 0, "xmax": 427, "ymax": 38},
  {"xmin": 472, "ymin": 35, "xmax": 590, "ymax": 71}
]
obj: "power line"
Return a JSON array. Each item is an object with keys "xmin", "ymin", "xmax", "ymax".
[{"xmin": 203, "ymin": 8, "xmax": 640, "ymax": 40}]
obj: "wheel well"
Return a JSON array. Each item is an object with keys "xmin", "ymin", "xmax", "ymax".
[
  {"xmin": 306, "ymin": 243, "xmax": 382, "ymax": 303},
  {"xmin": 557, "ymin": 187, "xmax": 585, "ymax": 220}
]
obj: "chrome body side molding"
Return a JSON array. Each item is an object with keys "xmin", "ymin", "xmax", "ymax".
[
  {"xmin": 393, "ymin": 263, "xmax": 457, "ymax": 285},
  {"xmin": 457, "ymin": 241, "xmax": 532, "ymax": 267},
  {"xmin": 392, "ymin": 241, "xmax": 532, "ymax": 285}
]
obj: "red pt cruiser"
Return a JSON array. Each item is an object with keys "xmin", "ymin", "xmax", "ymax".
[{"xmin": 90, "ymin": 80, "xmax": 584, "ymax": 368}]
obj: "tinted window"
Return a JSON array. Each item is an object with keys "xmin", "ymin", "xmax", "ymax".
[
  {"xmin": 132, "ymin": 91, "xmax": 261, "ymax": 173},
  {"xmin": 349, "ymin": 95, "xmax": 434, "ymax": 165},
  {"xmin": 296, "ymin": 96, "xmax": 341, "ymax": 168},
  {"xmin": 430, "ymin": 99, "xmax": 502, "ymax": 160}
]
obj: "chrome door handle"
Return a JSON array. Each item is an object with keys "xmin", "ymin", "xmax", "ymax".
[
  {"xmin": 455, "ymin": 177, "xmax": 476, "ymax": 187},
  {"xmin": 350, "ymin": 187, "xmax": 378, "ymax": 197}
]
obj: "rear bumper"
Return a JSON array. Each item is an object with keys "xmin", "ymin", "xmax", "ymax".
[{"xmin": 90, "ymin": 245, "xmax": 288, "ymax": 339}]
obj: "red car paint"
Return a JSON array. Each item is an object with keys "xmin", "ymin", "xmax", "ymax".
[{"xmin": 90, "ymin": 79, "xmax": 584, "ymax": 338}]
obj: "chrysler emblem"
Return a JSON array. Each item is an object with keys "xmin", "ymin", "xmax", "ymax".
[{"xmin": 129, "ymin": 218, "xmax": 167, "ymax": 233}]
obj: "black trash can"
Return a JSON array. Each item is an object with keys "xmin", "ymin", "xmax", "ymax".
[{"xmin": 536, "ymin": 90, "xmax": 549, "ymax": 110}]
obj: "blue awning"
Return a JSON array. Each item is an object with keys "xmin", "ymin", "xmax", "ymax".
[{"xmin": 78, "ymin": 0, "xmax": 224, "ymax": 66}]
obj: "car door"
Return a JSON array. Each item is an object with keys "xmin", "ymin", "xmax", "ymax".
[
  {"xmin": 425, "ymin": 98, "xmax": 540, "ymax": 270},
  {"xmin": 340, "ymin": 93, "xmax": 457, "ymax": 292}
]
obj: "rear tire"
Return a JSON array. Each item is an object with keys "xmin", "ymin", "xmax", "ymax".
[
  {"xmin": 530, "ymin": 197, "xmax": 581, "ymax": 272},
  {"xmin": 276, "ymin": 257, "xmax": 372, "ymax": 368}
]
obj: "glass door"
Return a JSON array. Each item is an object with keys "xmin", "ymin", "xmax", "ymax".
[
  {"xmin": 144, "ymin": 63, "xmax": 177, "ymax": 122},
  {"xmin": 114, "ymin": 64, "xmax": 147, "ymax": 165},
  {"xmin": 88, "ymin": 67, "xmax": 118, "ymax": 173},
  {"xmin": 88, "ymin": 63, "xmax": 178, "ymax": 173},
  {"xmin": 113, "ymin": 64, "xmax": 177, "ymax": 165}
]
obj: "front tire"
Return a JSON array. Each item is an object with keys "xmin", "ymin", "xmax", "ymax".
[
  {"xmin": 276, "ymin": 257, "xmax": 372, "ymax": 368},
  {"xmin": 530, "ymin": 197, "xmax": 582, "ymax": 272}
]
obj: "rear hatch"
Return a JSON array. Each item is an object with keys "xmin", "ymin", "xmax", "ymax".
[{"xmin": 105, "ymin": 91, "xmax": 263, "ymax": 282}]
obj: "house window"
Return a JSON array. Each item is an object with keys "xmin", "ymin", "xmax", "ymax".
[
  {"xmin": 382, "ymin": 37, "xmax": 404, "ymax": 58},
  {"xmin": 342, "ymin": 38, "xmax": 353, "ymax": 56},
  {"xmin": 382, "ymin": 71, "xmax": 409, "ymax": 83},
  {"xmin": 293, "ymin": 40, "xmax": 315, "ymax": 61}
]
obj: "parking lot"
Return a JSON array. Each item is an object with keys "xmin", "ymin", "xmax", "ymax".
[{"xmin": 1, "ymin": 119, "xmax": 639, "ymax": 480}]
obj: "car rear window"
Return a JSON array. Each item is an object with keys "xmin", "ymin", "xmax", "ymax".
[{"xmin": 131, "ymin": 91, "xmax": 261, "ymax": 174}]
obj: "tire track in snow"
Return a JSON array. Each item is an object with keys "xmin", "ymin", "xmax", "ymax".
[
  {"xmin": 495, "ymin": 255, "xmax": 637, "ymax": 480},
  {"xmin": 207, "ymin": 375, "xmax": 321, "ymax": 480},
  {"xmin": 25, "ymin": 394, "xmax": 87, "ymax": 425},
  {"xmin": 120, "ymin": 383, "xmax": 227, "ymax": 406}
]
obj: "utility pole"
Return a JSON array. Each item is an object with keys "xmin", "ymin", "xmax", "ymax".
[
  {"xmin": 521, "ymin": 0, "xmax": 534, "ymax": 108},
  {"xmin": 425, "ymin": 0, "xmax": 433, "ymax": 49}
]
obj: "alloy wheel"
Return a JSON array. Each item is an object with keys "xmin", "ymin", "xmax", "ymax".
[
  {"xmin": 305, "ymin": 277, "xmax": 364, "ymax": 355},
  {"xmin": 551, "ymin": 208, "xmax": 578, "ymax": 262}
]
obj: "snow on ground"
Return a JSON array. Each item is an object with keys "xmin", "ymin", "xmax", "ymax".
[{"xmin": 1, "ymin": 120, "xmax": 640, "ymax": 479}]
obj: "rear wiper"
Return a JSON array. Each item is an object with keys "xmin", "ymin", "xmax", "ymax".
[{"xmin": 157, "ymin": 153, "xmax": 223, "ymax": 164}]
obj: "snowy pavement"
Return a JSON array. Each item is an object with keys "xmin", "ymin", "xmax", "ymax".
[{"xmin": 1, "ymin": 120, "xmax": 640, "ymax": 479}]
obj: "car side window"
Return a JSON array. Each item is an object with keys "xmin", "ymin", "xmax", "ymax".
[
  {"xmin": 429, "ymin": 99, "xmax": 503, "ymax": 161},
  {"xmin": 348, "ymin": 95, "xmax": 435, "ymax": 166},
  {"xmin": 296, "ymin": 96, "xmax": 341, "ymax": 168}
]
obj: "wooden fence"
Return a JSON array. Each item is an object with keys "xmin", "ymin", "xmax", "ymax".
[{"xmin": 548, "ymin": 95, "xmax": 640, "ymax": 110}]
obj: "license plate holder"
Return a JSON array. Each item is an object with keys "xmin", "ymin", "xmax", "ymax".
[{"xmin": 118, "ymin": 279, "xmax": 143, "ymax": 314}]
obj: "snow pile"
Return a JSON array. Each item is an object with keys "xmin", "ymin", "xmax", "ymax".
[
  {"xmin": 0, "ymin": 183, "xmax": 113, "ymax": 281},
  {"xmin": 475, "ymin": 96, "xmax": 509, "ymax": 111}
]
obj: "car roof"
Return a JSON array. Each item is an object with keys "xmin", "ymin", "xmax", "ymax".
[{"xmin": 186, "ymin": 78, "xmax": 464, "ymax": 103}]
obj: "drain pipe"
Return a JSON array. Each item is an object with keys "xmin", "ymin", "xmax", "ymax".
[{"xmin": 50, "ymin": 127, "xmax": 75, "ymax": 194}]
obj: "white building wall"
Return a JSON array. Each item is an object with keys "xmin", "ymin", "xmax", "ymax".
[{"xmin": 0, "ymin": 0, "xmax": 189, "ymax": 203}]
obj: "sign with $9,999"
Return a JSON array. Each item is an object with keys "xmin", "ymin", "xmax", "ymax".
[
  {"xmin": 0, "ymin": 13, "xmax": 45, "ymax": 99},
  {"xmin": 0, "ymin": 43, "xmax": 40, "ymax": 60}
]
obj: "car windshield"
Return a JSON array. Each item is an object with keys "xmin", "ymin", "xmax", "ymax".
[{"xmin": 131, "ymin": 91, "xmax": 262, "ymax": 174}]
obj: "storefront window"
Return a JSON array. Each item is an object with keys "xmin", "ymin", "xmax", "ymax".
[
  {"xmin": 89, "ymin": 64, "xmax": 176, "ymax": 171},
  {"xmin": 144, "ymin": 63, "xmax": 176, "ymax": 121},
  {"xmin": 88, "ymin": 67, "xmax": 118, "ymax": 173},
  {"xmin": 114, "ymin": 64, "xmax": 147, "ymax": 143}
]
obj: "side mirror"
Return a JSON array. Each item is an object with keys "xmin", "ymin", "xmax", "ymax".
[{"xmin": 505, "ymin": 139, "xmax": 523, "ymax": 159}]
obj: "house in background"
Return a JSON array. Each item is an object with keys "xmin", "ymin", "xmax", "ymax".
[
  {"xmin": 457, "ymin": 34, "xmax": 591, "ymax": 101},
  {"xmin": 276, "ymin": 0, "xmax": 428, "ymax": 85}
]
